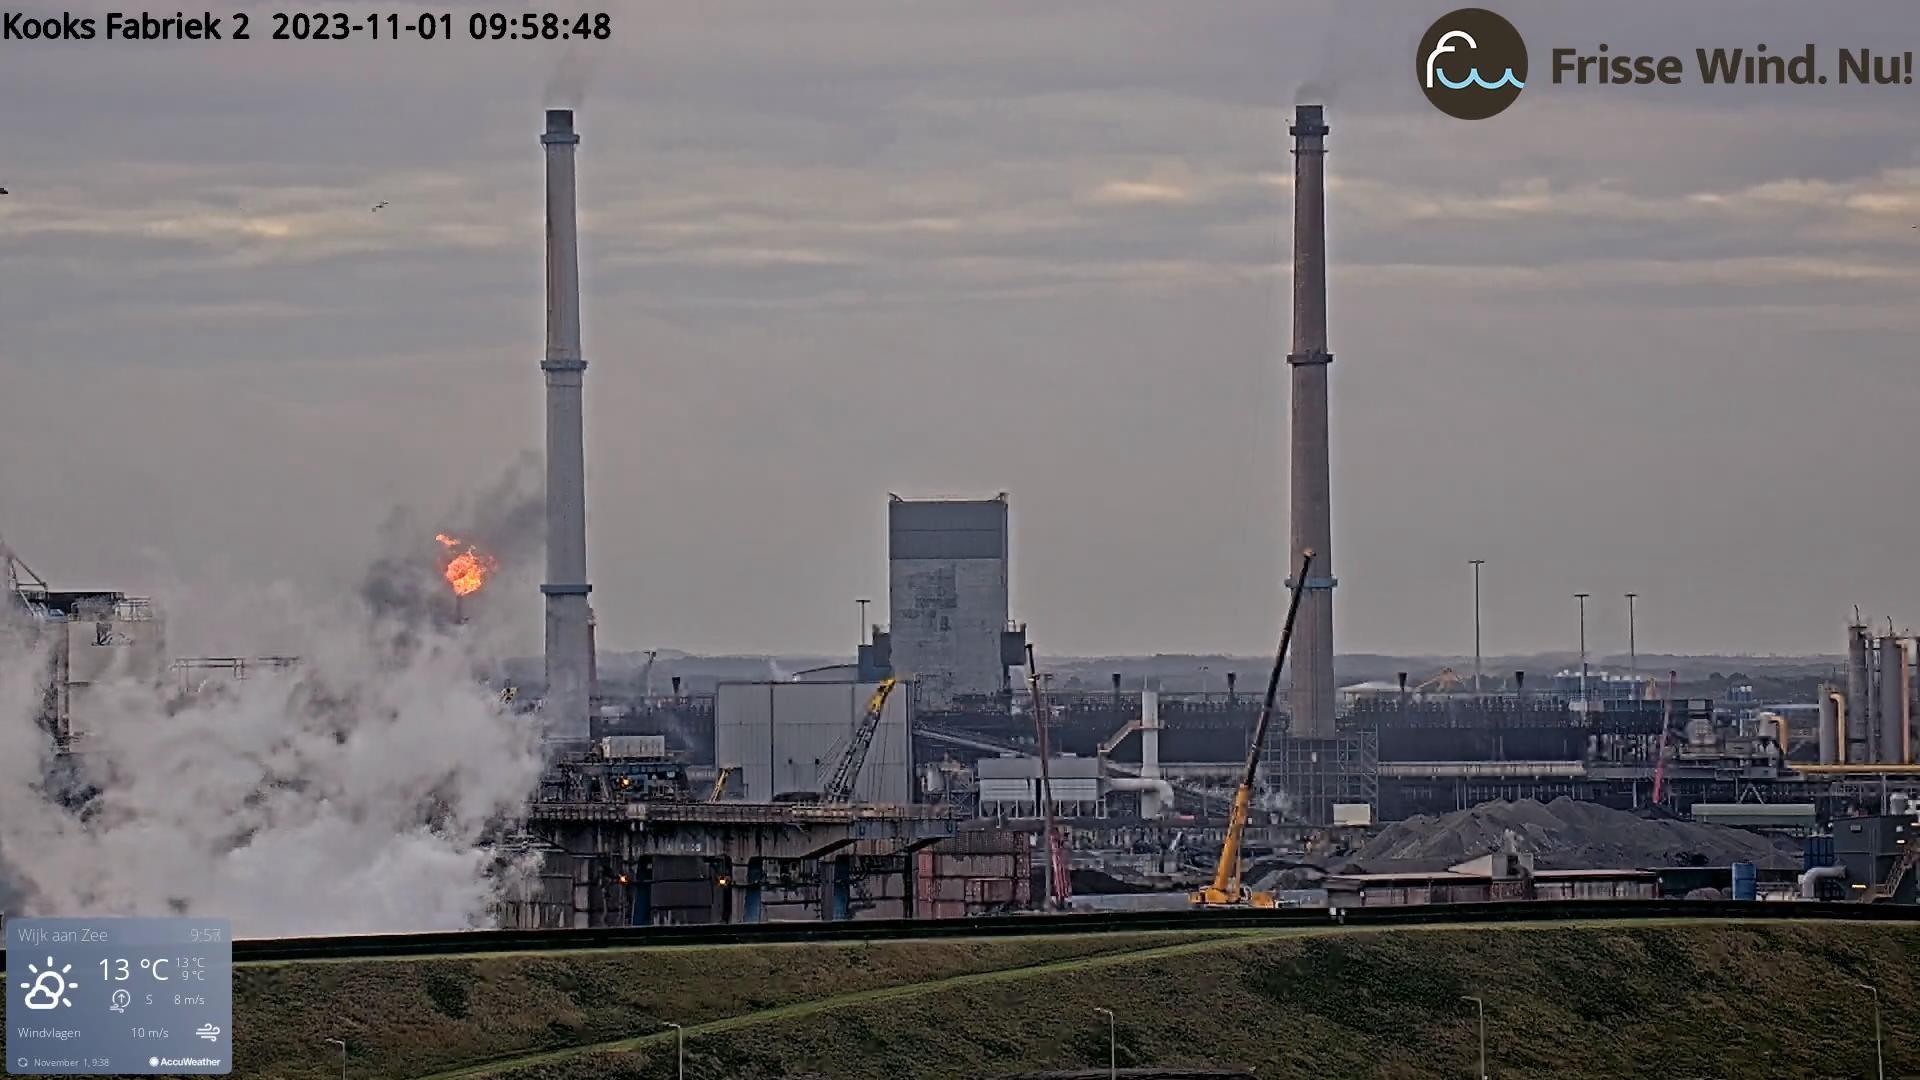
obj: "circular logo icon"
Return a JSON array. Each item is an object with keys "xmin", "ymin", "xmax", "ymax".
[{"xmin": 1418, "ymin": 8, "xmax": 1528, "ymax": 119}]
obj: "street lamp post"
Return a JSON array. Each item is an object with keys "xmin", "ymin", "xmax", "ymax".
[
  {"xmin": 323, "ymin": 1038, "xmax": 347, "ymax": 1080},
  {"xmin": 1859, "ymin": 983, "xmax": 1884, "ymax": 1080},
  {"xmin": 1470, "ymin": 560, "xmax": 1486, "ymax": 695},
  {"xmin": 1625, "ymin": 593, "xmax": 1638, "ymax": 681},
  {"xmin": 1574, "ymin": 593, "xmax": 1590, "ymax": 714},
  {"xmin": 1461, "ymin": 996, "xmax": 1487, "ymax": 1080},
  {"xmin": 664, "ymin": 1022, "xmax": 685, "ymax": 1080},
  {"xmin": 1093, "ymin": 1007, "xmax": 1116, "ymax": 1080}
]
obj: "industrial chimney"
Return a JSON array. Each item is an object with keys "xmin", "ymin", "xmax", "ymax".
[
  {"xmin": 1285, "ymin": 104, "xmax": 1336, "ymax": 738},
  {"xmin": 541, "ymin": 109, "xmax": 593, "ymax": 745}
]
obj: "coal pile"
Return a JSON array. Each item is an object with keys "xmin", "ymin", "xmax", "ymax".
[{"xmin": 1349, "ymin": 797, "xmax": 1801, "ymax": 872}]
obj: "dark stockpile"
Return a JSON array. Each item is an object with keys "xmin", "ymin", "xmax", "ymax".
[{"xmin": 1348, "ymin": 797, "xmax": 1801, "ymax": 872}]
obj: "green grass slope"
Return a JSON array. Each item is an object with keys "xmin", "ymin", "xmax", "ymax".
[
  {"xmin": 230, "ymin": 931, "xmax": 1210, "ymax": 1079},
  {"xmin": 234, "ymin": 921, "xmax": 1919, "ymax": 1080}
]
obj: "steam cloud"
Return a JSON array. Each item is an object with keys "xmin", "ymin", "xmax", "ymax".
[
  {"xmin": 0, "ymin": 598, "xmax": 544, "ymax": 937},
  {"xmin": 0, "ymin": 456, "xmax": 554, "ymax": 936}
]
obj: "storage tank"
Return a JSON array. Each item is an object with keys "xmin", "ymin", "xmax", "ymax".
[
  {"xmin": 1880, "ymin": 637, "xmax": 1909, "ymax": 764},
  {"xmin": 1730, "ymin": 862, "xmax": 1757, "ymax": 901},
  {"xmin": 1848, "ymin": 625, "xmax": 1874, "ymax": 763}
]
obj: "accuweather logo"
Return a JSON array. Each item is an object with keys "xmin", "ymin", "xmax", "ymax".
[{"xmin": 1419, "ymin": 8, "xmax": 1529, "ymax": 119}]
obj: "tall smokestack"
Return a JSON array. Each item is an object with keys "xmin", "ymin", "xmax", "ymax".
[
  {"xmin": 541, "ymin": 108, "xmax": 593, "ymax": 745},
  {"xmin": 1286, "ymin": 104, "xmax": 1336, "ymax": 737}
]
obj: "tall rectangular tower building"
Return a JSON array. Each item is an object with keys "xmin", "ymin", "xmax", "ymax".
[{"xmin": 887, "ymin": 495, "xmax": 1019, "ymax": 709}]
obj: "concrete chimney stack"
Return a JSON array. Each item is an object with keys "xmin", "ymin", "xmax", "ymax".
[
  {"xmin": 1286, "ymin": 104, "xmax": 1336, "ymax": 737},
  {"xmin": 541, "ymin": 108, "xmax": 593, "ymax": 745}
]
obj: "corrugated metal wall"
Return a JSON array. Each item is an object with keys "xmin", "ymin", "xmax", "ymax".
[{"xmin": 713, "ymin": 681, "xmax": 913, "ymax": 804}]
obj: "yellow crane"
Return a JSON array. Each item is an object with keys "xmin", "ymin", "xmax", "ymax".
[
  {"xmin": 1191, "ymin": 549, "xmax": 1314, "ymax": 909},
  {"xmin": 820, "ymin": 677, "xmax": 898, "ymax": 804}
]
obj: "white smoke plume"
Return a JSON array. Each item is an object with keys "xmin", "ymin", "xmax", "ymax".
[{"xmin": 0, "ymin": 594, "xmax": 545, "ymax": 937}]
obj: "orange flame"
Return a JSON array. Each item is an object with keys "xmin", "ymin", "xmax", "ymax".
[{"xmin": 435, "ymin": 533, "xmax": 497, "ymax": 597}]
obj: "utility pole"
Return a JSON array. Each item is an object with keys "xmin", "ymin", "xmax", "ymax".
[
  {"xmin": 1470, "ymin": 560, "xmax": 1486, "ymax": 695},
  {"xmin": 323, "ymin": 1038, "xmax": 347, "ymax": 1080},
  {"xmin": 1574, "ymin": 593, "xmax": 1590, "ymax": 714},
  {"xmin": 1624, "ymin": 593, "xmax": 1638, "ymax": 682},
  {"xmin": 1028, "ymin": 644, "xmax": 1062, "ymax": 910},
  {"xmin": 1093, "ymin": 1007, "xmax": 1116, "ymax": 1080},
  {"xmin": 1859, "ymin": 983, "xmax": 1884, "ymax": 1080},
  {"xmin": 1461, "ymin": 997, "xmax": 1487, "ymax": 1080}
]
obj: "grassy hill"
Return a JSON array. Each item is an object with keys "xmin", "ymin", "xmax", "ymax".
[{"xmin": 228, "ymin": 921, "xmax": 1916, "ymax": 1079}]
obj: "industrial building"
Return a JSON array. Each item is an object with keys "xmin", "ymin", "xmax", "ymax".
[
  {"xmin": 1325, "ymin": 850, "xmax": 1658, "ymax": 910},
  {"xmin": 883, "ymin": 495, "xmax": 1026, "ymax": 709},
  {"xmin": 713, "ymin": 680, "xmax": 913, "ymax": 804}
]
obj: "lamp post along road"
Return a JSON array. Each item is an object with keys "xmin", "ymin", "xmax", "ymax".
[
  {"xmin": 1859, "ymin": 983, "xmax": 1884, "ymax": 1080},
  {"xmin": 664, "ymin": 1022, "xmax": 685, "ymax": 1080},
  {"xmin": 1574, "ymin": 593, "xmax": 1590, "ymax": 713},
  {"xmin": 1461, "ymin": 996, "xmax": 1487, "ymax": 1080},
  {"xmin": 1624, "ymin": 593, "xmax": 1638, "ymax": 681},
  {"xmin": 1470, "ymin": 560, "xmax": 1485, "ymax": 695}
]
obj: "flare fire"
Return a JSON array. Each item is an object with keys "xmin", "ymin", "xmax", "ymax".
[{"xmin": 435, "ymin": 533, "xmax": 497, "ymax": 597}]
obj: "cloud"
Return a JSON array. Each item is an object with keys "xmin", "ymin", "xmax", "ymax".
[{"xmin": 4, "ymin": 0, "xmax": 1920, "ymax": 659}]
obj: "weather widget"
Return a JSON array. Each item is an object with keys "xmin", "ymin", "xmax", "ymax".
[{"xmin": 6, "ymin": 918, "xmax": 231, "ymax": 1075}]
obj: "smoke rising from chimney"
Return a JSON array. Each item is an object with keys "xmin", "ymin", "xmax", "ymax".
[{"xmin": 543, "ymin": 42, "xmax": 602, "ymax": 108}]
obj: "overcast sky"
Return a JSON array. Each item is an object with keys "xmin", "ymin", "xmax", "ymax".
[{"xmin": 2, "ymin": 0, "xmax": 1916, "ymax": 659}]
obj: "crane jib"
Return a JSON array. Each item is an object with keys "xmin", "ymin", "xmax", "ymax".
[{"xmin": 1242, "ymin": 550, "xmax": 1314, "ymax": 790}]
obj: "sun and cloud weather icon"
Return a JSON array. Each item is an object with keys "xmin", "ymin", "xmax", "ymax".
[{"xmin": 18, "ymin": 957, "xmax": 78, "ymax": 1011}]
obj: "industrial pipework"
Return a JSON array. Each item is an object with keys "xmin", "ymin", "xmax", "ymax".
[
  {"xmin": 1285, "ymin": 104, "xmax": 1337, "ymax": 738},
  {"xmin": 541, "ymin": 108, "xmax": 594, "ymax": 744}
]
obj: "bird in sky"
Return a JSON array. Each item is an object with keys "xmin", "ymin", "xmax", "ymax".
[{"xmin": 371, "ymin": 201, "xmax": 388, "ymax": 212}]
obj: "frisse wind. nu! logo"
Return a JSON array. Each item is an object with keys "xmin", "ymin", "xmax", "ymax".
[{"xmin": 1419, "ymin": 8, "xmax": 1529, "ymax": 119}]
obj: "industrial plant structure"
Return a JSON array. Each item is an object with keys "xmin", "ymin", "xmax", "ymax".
[
  {"xmin": 23, "ymin": 101, "xmax": 1920, "ymax": 933},
  {"xmin": 3, "ymin": 537, "xmax": 165, "ymax": 745}
]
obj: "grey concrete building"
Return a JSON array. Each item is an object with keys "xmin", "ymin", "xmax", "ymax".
[{"xmin": 887, "ymin": 495, "xmax": 1024, "ymax": 709}]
